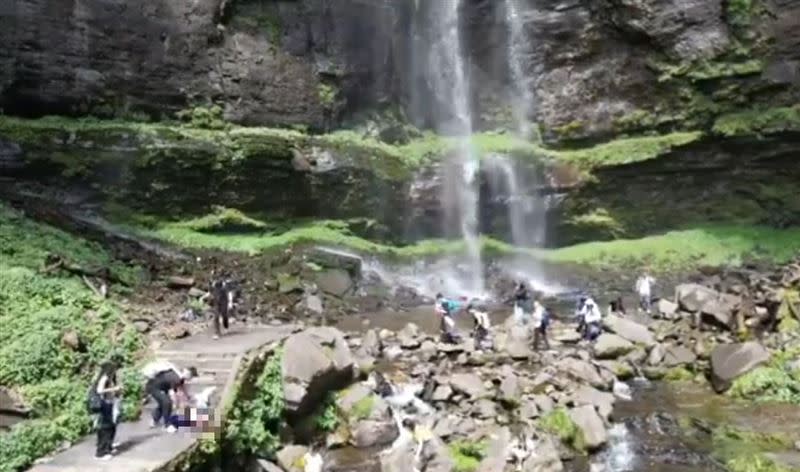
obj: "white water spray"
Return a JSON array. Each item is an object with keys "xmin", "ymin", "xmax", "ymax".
[{"xmin": 426, "ymin": 0, "xmax": 484, "ymax": 296}]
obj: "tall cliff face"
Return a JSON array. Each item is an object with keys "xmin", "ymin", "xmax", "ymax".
[
  {"xmin": 0, "ymin": 0, "xmax": 408, "ymax": 129},
  {"xmin": 2, "ymin": 0, "xmax": 798, "ymax": 138}
]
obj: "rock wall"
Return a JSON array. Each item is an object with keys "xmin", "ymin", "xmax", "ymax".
[
  {"xmin": 3, "ymin": 0, "xmax": 798, "ymax": 139},
  {"xmin": 0, "ymin": 0, "xmax": 408, "ymax": 129}
]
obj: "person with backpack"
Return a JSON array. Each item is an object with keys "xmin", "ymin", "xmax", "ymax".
[
  {"xmin": 468, "ymin": 303, "xmax": 492, "ymax": 350},
  {"xmin": 142, "ymin": 360, "xmax": 196, "ymax": 433},
  {"xmin": 531, "ymin": 298, "xmax": 550, "ymax": 351},
  {"xmin": 435, "ymin": 293, "xmax": 463, "ymax": 344},
  {"xmin": 89, "ymin": 361, "xmax": 122, "ymax": 460},
  {"xmin": 512, "ymin": 281, "xmax": 532, "ymax": 324}
]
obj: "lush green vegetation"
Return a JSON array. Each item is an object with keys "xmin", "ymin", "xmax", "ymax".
[
  {"xmin": 313, "ymin": 394, "xmax": 340, "ymax": 432},
  {"xmin": 448, "ymin": 440, "xmax": 487, "ymax": 472},
  {"xmin": 226, "ymin": 350, "xmax": 285, "ymax": 457},
  {"xmin": 537, "ymin": 408, "xmax": 585, "ymax": 452},
  {"xmin": 0, "ymin": 204, "xmax": 144, "ymax": 472},
  {"xmin": 542, "ymin": 225, "xmax": 800, "ymax": 272},
  {"xmin": 713, "ymin": 106, "xmax": 800, "ymax": 137},
  {"xmin": 726, "ymin": 0, "xmax": 754, "ymax": 28}
]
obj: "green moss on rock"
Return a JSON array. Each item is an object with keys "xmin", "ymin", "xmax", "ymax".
[
  {"xmin": 552, "ymin": 132, "xmax": 702, "ymax": 169},
  {"xmin": 712, "ymin": 106, "xmax": 800, "ymax": 137},
  {"xmin": 537, "ymin": 408, "xmax": 586, "ymax": 453}
]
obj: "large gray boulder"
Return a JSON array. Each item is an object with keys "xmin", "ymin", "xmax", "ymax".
[
  {"xmin": 710, "ymin": 342, "xmax": 771, "ymax": 392},
  {"xmin": 522, "ymin": 435, "xmax": 563, "ymax": 472},
  {"xmin": 556, "ymin": 358, "xmax": 607, "ymax": 389},
  {"xmin": 604, "ymin": 314, "xmax": 656, "ymax": 347},
  {"xmin": 569, "ymin": 405, "xmax": 608, "ymax": 451},
  {"xmin": 594, "ymin": 334, "xmax": 635, "ymax": 359},
  {"xmin": 307, "ymin": 247, "xmax": 362, "ymax": 279},
  {"xmin": 449, "ymin": 373, "xmax": 488, "ymax": 399},
  {"xmin": 337, "ymin": 384, "xmax": 398, "ymax": 448},
  {"xmin": 477, "ymin": 427, "xmax": 512, "ymax": 472},
  {"xmin": 282, "ymin": 327, "xmax": 357, "ymax": 416},
  {"xmin": 570, "ymin": 385, "xmax": 615, "ymax": 413},
  {"xmin": 315, "ymin": 269, "xmax": 353, "ymax": 297},
  {"xmin": 662, "ymin": 345, "xmax": 697, "ymax": 367},
  {"xmin": 676, "ymin": 283, "xmax": 741, "ymax": 328}
]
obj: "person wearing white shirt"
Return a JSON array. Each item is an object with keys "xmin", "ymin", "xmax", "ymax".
[
  {"xmin": 635, "ymin": 273, "xmax": 655, "ymax": 314},
  {"xmin": 531, "ymin": 299, "xmax": 550, "ymax": 350},
  {"xmin": 582, "ymin": 297, "xmax": 602, "ymax": 341}
]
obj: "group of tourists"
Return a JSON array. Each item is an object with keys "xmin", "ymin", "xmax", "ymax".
[
  {"xmin": 433, "ymin": 270, "xmax": 657, "ymax": 352},
  {"xmin": 87, "ymin": 273, "xmax": 239, "ymax": 459}
]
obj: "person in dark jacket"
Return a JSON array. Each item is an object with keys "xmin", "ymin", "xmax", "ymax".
[
  {"xmin": 94, "ymin": 361, "xmax": 121, "ymax": 459},
  {"xmin": 146, "ymin": 366, "xmax": 195, "ymax": 433},
  {"xmin": 210, "ymin": 276, "xmax": 238, "ymax": 339}
]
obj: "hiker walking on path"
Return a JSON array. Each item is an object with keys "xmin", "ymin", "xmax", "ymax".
[
  {"xmin": 635, "ymin": 272, "xmax": 656, "ymax": 315},
  {"xmin": 142, "ymin": 360, "xmax": 196, "ymax": 433},
  {"xmin": 210, "ymin": 274, "xmax": 239, "ymax": 339},
  {"xmin": 91, "ymin": 361, "xmax": 122, "ymax": 460},
  {"xmin": 435, "ymin": 293, "xmax": 464, "ymax": 344}
]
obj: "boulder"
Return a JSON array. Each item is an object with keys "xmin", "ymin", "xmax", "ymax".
[
  {"xmin": 282, "ymin": 327, "xmax": 356, "ymax": 416},
  {"xmin": 520, "ymin": 399, "xmax": 539, "ymax": 419},
  {"xmin": 477, "ymin": 427, "xmax": 512, "ymax": 472},
  {"xmin": 657, "ymin": 299, "xmax": 679, "ymax": 317},
  {"xmin": 361, "ymin": 329, "xmax": 382, "ymax": 357},
  {"xmin": 301, "ymin": 294, "xmax": 324, "ymax": 314},
  {"xmin": 475, "ymin": 399, "xmax": 498, "ymax": 419},
  {"xmin": 499, "ymin": 373, "xmax": 520, "ymax": 404},
  {"xmin": 662, "ymin": 345, "xmax": 697, "ymax": 367},
  {"xmin": 710, "ymin": 342, "xmax": 771, "ymax": 392},
  {"xmin": 556, "ymin": 358, "xmax": 607, "ymax": 389},
  {"xmin": 398, "ymin": 323, "xmax": 421, "ymax": 349},
  {"xmin": 307, "ymin": 247, "xmax": 362, "ymax": 279},
  {"xmin": 594, "ymin": 334, "xmax": 635, "ymax": 359},
  {"xmin": 522, "ymin": 435, "xmax": 563, "ymax": 472},
  {"xmin": 61, "ymin": 330, "xmax": 83, "ymax": 351},
  {"xmin": 254, "ymin": 459, "xmax": 284, "ymax": 472},
  {"xmin": 449, "ymin": 373, "xmax": 488, "ymax": 399},
  {"xmin": 676, "ymin": 283, "xmax": 741, "ymax": 328},
  {"xmin": 569, "ymin": 405, "xmax": 608, "ymax": 451},
  {"xmin": 432, "ymin": 385, "xmax": 453, "ymax": 402},
  {"xmin": 349, "ymin": 396, "xmax": 399, "ymax": 448},
  {"xmin": 380, "ymin": 436, "xmax": 418, "ymax": 472},
  {"xmin": 421, "ymin": 437, "xmax": 456, "ymax": 472},
  {"xmin": 315, "ymin": 269, "xmax": 353, "ymax": 297},
  {"xmin": 278, "ymin": 274, "xmax": 303, "ymax": 294},
  {"xmin": 603, "ymin": 314, "xmax": 656, "ymax": 347},
  {"xmin": 0, "ymin": 387, "xmax": 29, "ymax": 418},
  {"xmin": 571, "ymin": 385, "xmax": 615, "ymax": 413},
  {"xmin": 276, "ymin": 445, "xmax": 309, "ymax": 472},
  {"xmin": 648, "ymin": 344, "xmax": 666, "ymax": 366}
]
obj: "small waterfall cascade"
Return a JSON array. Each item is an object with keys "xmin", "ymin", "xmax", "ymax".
[{"xmin": 596, "ymin": 422, "xmax": 637, "ymax": 472}]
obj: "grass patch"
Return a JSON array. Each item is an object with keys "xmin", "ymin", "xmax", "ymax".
[
  {"xmin": 0, "ymin": 205, "xmax": 144, "ymax": 472},
  {"xmin": 537, "ymin": 408, "xmax": 586, "ymax": 452},
  {"xmin": 729, "ymin": 345, "xmax": 800, "ymax": 404},
  {"xmin": 664, "ymin": 366, "xmax": 696, "ymax": 382},
  {"xmin": 542, "ymin": 225, "xmax": 800, "ymax": 272},
  {"xmin": 713, "ymin": 106, "xmax": 800, "ymax": 137},
  {"xmin": 713, "ymin": 425, "xmax": 795, "ymax": 472},
  {"xmin": 448, "ymin": 440, "xmax": 487, "ymax": 472},
  {"xmin": 553, "ymin": 132, "xmax": 702, "ymax": 169}
]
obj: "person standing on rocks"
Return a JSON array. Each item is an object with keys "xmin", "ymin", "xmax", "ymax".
[
  {"xmin": 531, "ymin": 298, "xmax": 550, "ymax": 351},
  {"xmin": 512, "ymin": 281, "xmax": 532, "ymax": 323},
  {"xmin": 635, "ymin": 271, "xmax": 655, "ymax": 315},
  {"xmin": 435, "ymin": 293, "xmax": 462, "ymax": 343},
  {"xmin": 582, "ymin": 296, "xmax": 603, "ymax": 341},
  {"xmin": 468, "ymin": 303, "xmax": 492, "ymax": 350}
]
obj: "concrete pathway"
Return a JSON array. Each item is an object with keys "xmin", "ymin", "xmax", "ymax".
[{"xmin": 28, "ymin": 325, "xmax": 297, "ymax": 472}]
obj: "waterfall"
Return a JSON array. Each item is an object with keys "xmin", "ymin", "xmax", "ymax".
[
  {"xmin": 424, "ymin": 0, "xmax": 484, "ymax": 296},
  {"xmin": 505, "ymin": 0, "xmax": 536, "ymax": 137},
  {"xmin": 597, "ymin": 423, "xmax": 637, "ymax": 472}
]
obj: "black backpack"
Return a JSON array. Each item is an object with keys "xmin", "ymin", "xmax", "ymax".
[{"xmin": 86, "ymin": 384, "xmax": 103, "ymax": 413}]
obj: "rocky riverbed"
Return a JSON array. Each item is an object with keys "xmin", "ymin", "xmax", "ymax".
[{"xmin": 234, "ymin": 253, "xmax": 800, "ymax": 472}]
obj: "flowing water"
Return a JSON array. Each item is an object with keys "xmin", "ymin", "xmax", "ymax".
[
  {"xmin": 504, "ymin": 0, "xmax": 536, "ymax": 137},
  {"xmin": 424, "ymin": 0, "xmax": 484, "ymax": 297}
]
